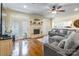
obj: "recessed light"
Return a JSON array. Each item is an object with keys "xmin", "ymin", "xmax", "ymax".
[
  {"xmin": 24, "ymin": 5, "xmax": 27, "ymax": 8},
  {"xmin": 74, "ymin": 8, "xmax": 79, "ymax": 11}
]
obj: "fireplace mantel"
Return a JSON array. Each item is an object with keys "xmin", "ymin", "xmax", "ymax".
[{"xmin": 29, "ymin": 18, "xmax": 43, "ymax": 37}]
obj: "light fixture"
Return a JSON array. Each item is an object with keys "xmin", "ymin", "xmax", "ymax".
[
  {"xmin": 74, "ymin": 8, "xmax": 79, "ymax": 11},
  {"xmin": 24, "ymin": 5, "xmax": 27, "ymax": 8},
  {"xmin": 52, "ymin": 11, "xmax": 57, "ymax": 14}
]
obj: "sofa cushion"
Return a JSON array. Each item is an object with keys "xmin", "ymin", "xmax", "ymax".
[
  {"xmin": 50, "ymin": 41, "xmax": 59, "ymax": 46},
  {"xmin": 72, "ymin": 48, "xmax": 79, "ymax": 56},
  {"xmin": 48, "ymin": 29, "xmax": 68, "ymax": 37},
  {"xmin": 64, "ymin": 31, "xmax": 79, "ymax": 55},
  {"xmin": 50, "ymin": 35, "xmax": 64, "ymax": 43},
  {"xmin": 48, "ymin": 29, "xmax": 58, "ymax": 36},
  {"xmin": 58, "ymin": 29, "xmax": 68, "ymax": 37},
  {"xmin": 57, "ymin": 39, "xmax": 66, "ymax": 49}
]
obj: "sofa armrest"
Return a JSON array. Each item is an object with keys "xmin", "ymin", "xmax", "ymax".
[{"xmin": 44, "ymin": 43, "xmax": 66, "ymax": 56}]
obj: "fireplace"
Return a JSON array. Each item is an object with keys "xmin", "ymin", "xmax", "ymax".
[{"xmin": 34, "ymin": 29, "xmax": 40, "ymax": 34}]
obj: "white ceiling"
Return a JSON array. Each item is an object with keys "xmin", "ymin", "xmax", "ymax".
[{"xmin": 3, "ymin": 3, "xmax": 79, "ymax": 18}]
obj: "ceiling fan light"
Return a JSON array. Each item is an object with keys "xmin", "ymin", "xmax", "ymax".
[{"xmin": 52, "ymin": 11, "xmax": 57, "ymax": 14}]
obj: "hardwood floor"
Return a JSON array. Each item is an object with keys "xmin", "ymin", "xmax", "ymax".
[
  {"xmin": 0, "ymin": 36, "xmax": 44, "ymax": 56},
  {"xmin": 12, "ymin": 36, "xmax": 44, "ymax": 56},
  {"xmin": 12, "ymin": 39, "xmax": 29, "ymax": 56},
  {"xmin": 28, "ymin": 37, "xmax": 44, "ymax": 56}
]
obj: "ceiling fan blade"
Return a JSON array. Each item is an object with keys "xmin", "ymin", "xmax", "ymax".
[
  {"xmin": 57, "ymin": 10, "xmax": 65, "ymax": 12},
  {"xmin": 53, "ymin": 6, "xmax": 56, "ymax": 9},
  {"xmin": 51, "ymin": 5, "xmax": 56, "ymax": 10},
  {"xmin": 48, "ymin": 7, "xmax": 55, "ymax": 11},
  {"xmin": 52, "ymin": 8, "xmax": 55, "ymax": 11},
  {"xmin": 57, "ymin": 6, "xmax": 62, "ymax": 9},
  {"xmin": 48, "ymin": 8, "xmax": 53, "ymax": 11}
]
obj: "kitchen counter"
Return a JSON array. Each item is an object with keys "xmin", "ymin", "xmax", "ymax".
[
  {"xmin": 0, "ymin": 36, "xmax": 13, "ymax": 56},
  {"xmin": 0, "ymin": 35, "xmax": 12, "ymax": 40}
]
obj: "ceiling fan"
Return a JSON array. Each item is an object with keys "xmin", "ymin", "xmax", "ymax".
[{"xmin": 48, "ymin": 5, "xmax": 65, "ymax": 13}]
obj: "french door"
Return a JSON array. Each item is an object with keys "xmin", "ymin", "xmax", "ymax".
[{"xmin": 11, "ymin": 16, "xmax": 28, "ymax": 40}]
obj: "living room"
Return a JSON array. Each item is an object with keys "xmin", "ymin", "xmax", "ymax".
[{"xmin": 0, "ymin": 3, "xmax": 79, "ymax": 56}]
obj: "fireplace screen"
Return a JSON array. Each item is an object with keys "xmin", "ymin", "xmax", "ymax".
[{"xmin": 34, "ymin": 29, "xmax": 40, "ymax": 34}]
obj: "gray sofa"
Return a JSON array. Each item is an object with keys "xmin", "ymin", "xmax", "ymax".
[
  {"xmin": 44, "ymin": 29, "xmax": 79, "ymax": 56},
  {"xmin": 48, "ymin": 28, "xmax": 76, "ymax": 43}
]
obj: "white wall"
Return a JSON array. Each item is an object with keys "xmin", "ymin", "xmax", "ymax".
[
  {"xmin": 42, "ymin": 18, "xmax": 52, "ymax": 35},
  {"xmin": 53, "ymin": 21, "xmax": 72, "ymax": 28},
  {"xmin": 52, "ymin": 13, "xmax": 79, "ymax": 28}
]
